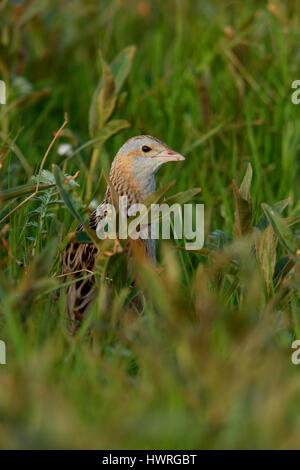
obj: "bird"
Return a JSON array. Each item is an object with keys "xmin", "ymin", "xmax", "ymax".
[{"xmin": 62, "ymin": 135, "xmax": 185, "ymax": 333}]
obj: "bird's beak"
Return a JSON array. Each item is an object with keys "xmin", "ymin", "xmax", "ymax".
[{"xmin": 156, "ymin": 149, "xmax": 185, "ymax": 163}]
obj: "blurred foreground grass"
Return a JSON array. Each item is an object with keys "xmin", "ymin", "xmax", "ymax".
[{"xmin": 0, "ymin": 0, "xmax": 300, "ymax": 449}]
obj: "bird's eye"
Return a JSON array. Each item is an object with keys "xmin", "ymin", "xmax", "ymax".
[{"xmin": 142, "ymin": 145, "xmax": 151, "ymax": 153}]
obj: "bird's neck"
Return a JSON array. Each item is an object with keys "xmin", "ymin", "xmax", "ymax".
[
  {"xmin": 104, "ymin": 156, "xmax": 157, "ymax": 262},
  {"xmin": 109, "ymin": 157, "xmax": 156, "ymax": 205}
]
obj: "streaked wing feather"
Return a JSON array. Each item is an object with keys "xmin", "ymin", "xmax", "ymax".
[{"xmin": 62, "ymin": 206, "xmax": 108, "ymax": 334}]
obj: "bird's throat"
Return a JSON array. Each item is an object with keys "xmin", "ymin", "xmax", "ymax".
[{"xmin": 109, "ymin": 156, "xmax": 157, "ymax": 205}]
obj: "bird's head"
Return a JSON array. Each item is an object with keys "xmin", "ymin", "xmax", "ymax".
[
  {"xmin": 117, "ymin": 135, "xmax": 185, "ymax": 169},
  {"xmin": 110, "ymin": 135, "xmax": 185, "ymax": 199}
]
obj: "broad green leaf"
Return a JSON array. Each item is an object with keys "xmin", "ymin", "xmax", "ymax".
[
  {"xmin": 0, "ymin": 183, "xmax": 55, "ymax": 202},
  {"xmin": 164, "ymin": 187, "xmax": 201, "ymax": 205},
  {"xmin": 88, "ymin": 47, "xmax": 135, "ymax": 138},
  {"xmin": 110, "ymin": 45, "xmax": 136, "ymax": 93},
  {"xmin": 255, "ymin": 225, "xmax": 277, "ymax": 292},
  {"xmin": 233, "ymin": 163, "xmax": 253, "ymax": 238},
  {"xmin": 116, "ymin": 91, "xmax": 128, "ymax": 111},
  {"xmin": 89, "ymin": 54, "xmax": 116, "ymax": 137},
  {"xmin": 273, "ymin": 256, "xmax": 295, "ymax": 289},
  {"xmin": 256, "ymin": 198, "xmax": 290, "ymax": 231},
  {"xmin": 233, "ymin": 179, "xmax": 252, "ymax": 238},
  {"xmin": 52, "ymin": 164, "xmax": 86, "ymax": 225},
  {"xmin": 239, "ymin": 162, "xmax": 252, "ymax": 202},
  {"xmin": 98, "ymin": 54, "xmax": 116, "ymax": 128},
  {"xmin": 286, "ymin": 216, "xmax": 300, "ymax": 227},
  {"xmin": 143, "ymin": 180, "xmax": 176, "ymax": 209},
  {"xmin": 262, "ymin": 203, "xmax": 298, "ymax": 256}
]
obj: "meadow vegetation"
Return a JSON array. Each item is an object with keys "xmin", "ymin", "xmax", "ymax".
[{"xmin": 0, "ymin": 0, "xmax": 299, "ymax": 449}]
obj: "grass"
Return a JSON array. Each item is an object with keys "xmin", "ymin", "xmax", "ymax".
[{"xmin": 0, "ymin": 0, "xmax": 300, "ymax": 449}]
